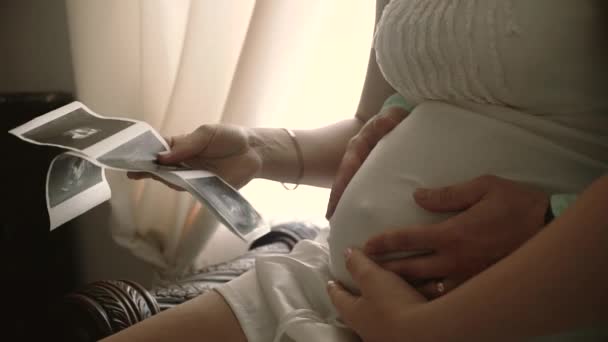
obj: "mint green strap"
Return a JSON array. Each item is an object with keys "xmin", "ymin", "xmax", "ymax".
[
  {"xmin": 381, "ymin": 93, "xmax": 415, "ymax": 112},
  {"xmin": 550, "ymin": 193, "xmax": 578, "ymax": 218}
]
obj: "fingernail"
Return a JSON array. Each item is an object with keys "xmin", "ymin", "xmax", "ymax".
[
  {"xmin": 327, "ymin": 280, "xmax": 337, "ymax": 289},
  {"xmin": 158, "ymin": 151, "xmax": 170, "ymax": 156},
  {"xmin": 344, "ymin": 248, "xmax": 353, "ymax": 261},
  {"xmin": 414, "ymin": 188, "xmax": 430, "ymax": 200}
]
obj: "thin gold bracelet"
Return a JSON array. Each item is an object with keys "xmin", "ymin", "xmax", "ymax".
[{"xmin": 281, "ymin": 128, "xmax": 304, "ymax": 190}]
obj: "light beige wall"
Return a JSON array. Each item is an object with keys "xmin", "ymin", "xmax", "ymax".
[{"xmin": 0, "ymin": 0, "xmax": 75, "ymax": 93}]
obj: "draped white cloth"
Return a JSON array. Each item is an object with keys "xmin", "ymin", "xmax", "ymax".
[{"xmin": 65, "ymin": 0, "xmax": 374, "ymax": 278}]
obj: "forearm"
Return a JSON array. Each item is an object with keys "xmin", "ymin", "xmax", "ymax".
[
  {"xmin": 250, "ymin": 0, "xmax": 395, "ymax": 188},
  {"xmin": 251, "ymin": 119, "xmax": 363, "ymax": 187},
  {"xmin": 419, "ymin": 176, "xmax": 608, "ymax": 341}
]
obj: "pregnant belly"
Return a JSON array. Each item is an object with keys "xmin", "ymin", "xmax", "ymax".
[{"xmin": 328, "ymin": 101, "xmax": 606, "ymax": 291}]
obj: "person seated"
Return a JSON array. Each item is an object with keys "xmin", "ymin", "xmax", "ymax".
[{"xmin": 113, "ymin": 0, "xmax": 608, "ymax": 340}]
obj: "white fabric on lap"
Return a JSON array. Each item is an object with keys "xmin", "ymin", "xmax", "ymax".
[
  {"xmin": 217, "ymin": 240, "xmax": 358, "ymax": 342},
  {"xmin": 215, "ymin": 270, "xmax": 277, "ymax": 342}
]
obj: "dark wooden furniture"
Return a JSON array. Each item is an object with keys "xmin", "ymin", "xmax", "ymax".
[
  {"xmin": 2, "ymin": 95, "xmax": 321, "ymax": 340},
  {"xmin": 55, "ymin": 222, "xmax": 320, "ymax": 341},
  {"xmin": 53, "ymin": 280, "xmax": 161, "ymax": 341},
  {"xmin": 2, "ymin": 92, "xmax": 82, "ymax": 340}
]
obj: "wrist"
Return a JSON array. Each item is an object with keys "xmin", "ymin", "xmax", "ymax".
[
  {"xmin": 399, "ymin": 305, "xmax": 446, "ymax": 342},
  {"xmin": 248, "ymin": 127, "xmax": 299, "ymax": 183}
]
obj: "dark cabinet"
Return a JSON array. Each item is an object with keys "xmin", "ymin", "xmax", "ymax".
[{"xmin": 2, "ymin": 92, "xmax": 81, "ymax": 339}]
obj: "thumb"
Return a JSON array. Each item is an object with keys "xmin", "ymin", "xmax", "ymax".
[
  {"xmin": 326, "ymin": 280, "xmax": 359, "ymax": 325},
  {"xmin": 413, "ymin": 177, "xmax": 492, "ymax": 212},
  {"xmin": 346, "ymin": 249, "xmax": 407, "ymax": 299},
  {"xmin": 157, "ymin": 132, "xmax": 208, "ymax": 165}
]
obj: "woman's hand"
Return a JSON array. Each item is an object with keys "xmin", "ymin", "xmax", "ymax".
[
  {"xmin": 129, "ymin": 124, "xmax": 263, "ymax": 189},
  {"xmin": 326, "ymin": 107, "xmax": 408, "ymax": 219},
  {"xmin": 364, "ymin": 175, "xmax": 550, "ymax": 299},
  {"xmin": 327, "ymin": 248, "xmax": 426, "ymax": 342}
]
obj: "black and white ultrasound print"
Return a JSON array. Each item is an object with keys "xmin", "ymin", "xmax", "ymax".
[
  {"xmin": 185, "ymin": 176, "xmax": 263, "ymax": 237},
  {"xmin": 47, "ymin": 154, "xmax": 104, "ymax": 208},
  {"xmin": 22, "ymin": 107, "xmax": 135, "ymax": 151},
  {"xmin": 98, "ymin": 130, "xmax": 187, "ymax": 172}
]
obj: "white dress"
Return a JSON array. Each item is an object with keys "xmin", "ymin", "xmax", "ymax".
[{"xmin": 217, "ymin": 1, "xmax": 608, "ymax": 341}]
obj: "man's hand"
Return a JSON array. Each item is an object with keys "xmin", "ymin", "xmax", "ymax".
[
  {"xmin": 364, "ymin": 175, "xmax": 550, "ymax": 298},
  {"xmin": 326, "ymin": 107, "xmax": 408, "ymax": 219},
  {"xmin": 327, "ymin": 248, "xmax": 426, "ymax": 342}
]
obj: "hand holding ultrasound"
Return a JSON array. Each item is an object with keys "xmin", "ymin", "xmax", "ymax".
[
  {"xmin": 9, "ymin": 101, "xmax": 268, "ymax": 241},
  {"xmin": 129, "ymin": 123, "xmax": 263, "ymax": 190}
]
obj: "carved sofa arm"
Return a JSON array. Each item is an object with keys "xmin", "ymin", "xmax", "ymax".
[{"xmin": 54, "ymin": 280, "xmax": 160, "ymax": 341}]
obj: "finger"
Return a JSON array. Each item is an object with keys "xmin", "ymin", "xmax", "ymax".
[
  {"xmin": 379, "ymin": 255, "xmax": 449, "ymax": 280},
  {"xmin": 326, "ymin": 148, "xmax": 365, "ymax": 219},
  {"xmin": 326, "ymin": 109, "xmax": 407, "ymax": 219},
  {"xmin": 355, "ymin": 108, "xmax": 407, "ymax": 158},
  {"xmin": 368, "ymin": 107, "xmax": 408, "ymax": 141},
  {"xmin": 126, "ymin": 171, "xmax": 185, "ymax": 191},
  {"xmin": 164, "ymin": 136, "xmax": 174, "ymax": 148},
  {"xmin": 150, "ymin": 174, "xmax": 186, "ymax": 191},
  {"xmin": 157, "ymin": 126, "xmax": 217, "ymax": 165},
  {"xmin": 326, "ymin": 280, "xmax": 359, "ymax": 326},
  {"xmin": 345, "ymin": 248, "xmax": 406, "ymax": 299},
  {"xmin": 157, "ymin": 136, "xmax": 173, "ymax": 152},
  {"xmin": 157, "ymin": 134, "xmax": 203, "ymax": 164},
  {"xmin": 127, "ymin": 171, "xmax": 148, "ymax": 180},
  {"xmin": 425, "ymin": 195, "xmax": 502, "ymax": 245},
  {"xmin": 413, "ymin": 175, "xmax": 496, "ymax": 212},
  {"xmin": 364, "ymin": 225, "xmax": 439, "ymax": 255},
  {"xmin": 416, "ymin": 278, "xmax": 459, "ymax": 300}
]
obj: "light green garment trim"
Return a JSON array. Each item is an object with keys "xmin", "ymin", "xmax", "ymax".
[
  {"xmin": 380, "ymin": 93, "xmax": 415, "ymax": 112},
  {"xmin": 550, "ymin": 193, "xmax": 578, "ymax": 218}
]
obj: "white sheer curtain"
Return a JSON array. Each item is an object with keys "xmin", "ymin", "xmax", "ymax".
[{"xmin": 66, "ymin": 0, "xmax": 374, "ymax": 278}]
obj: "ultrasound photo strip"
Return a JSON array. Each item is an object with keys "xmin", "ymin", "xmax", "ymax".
[
  {"xmin": 173, "ymin": 170, "xmax": 269, "ymax": 242},
  {"xmin": 9, "ymin": 101, "xmax": 170, "ymax": 160},
  {"xmin": 46, "ymin": 152, "xmax": 111, "ymax": 230},
  {"xmin": 10, "ymin": 101, "xmax": 269, "ymax": 241}
]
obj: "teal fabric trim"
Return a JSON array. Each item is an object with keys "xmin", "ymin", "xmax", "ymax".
[
  {"xmin": 550, "ymin": 194, "xmax": 578, "ymax": 218},
  {"xmin": 381, "ymin": 93, "xmax": 415, "ymax": 112}
]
